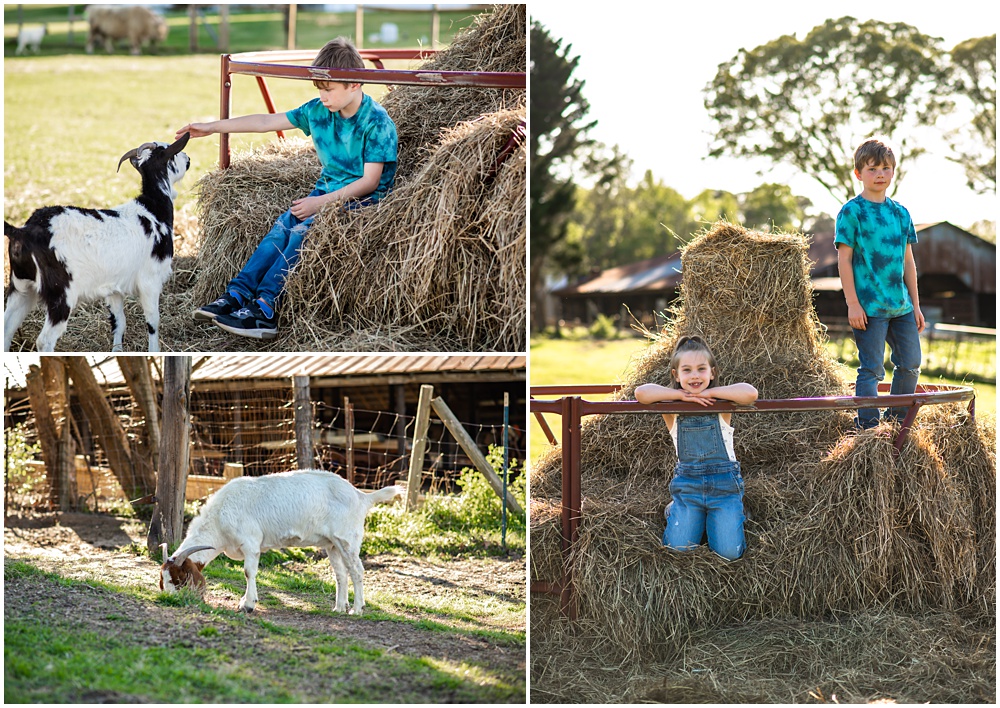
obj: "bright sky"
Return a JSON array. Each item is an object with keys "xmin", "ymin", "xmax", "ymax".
[{"xmin": 530, "ymin": 1, "xmax": 997, "ymax": 228}]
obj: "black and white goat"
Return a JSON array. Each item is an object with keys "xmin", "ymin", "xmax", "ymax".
[
  {"xmin": 159, "ymin": 470, "xmax": 403, "ymax": 615},
  {"xmin": 4, "ymin": 133, "xmax": 190, "ymax": 352}
]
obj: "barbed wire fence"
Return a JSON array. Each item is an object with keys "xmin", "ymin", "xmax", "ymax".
[{"xmin": 4, "ymin": 374, "xmax": 524, "ymax": 515}]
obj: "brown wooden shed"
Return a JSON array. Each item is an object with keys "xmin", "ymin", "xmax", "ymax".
[{"xmin": 551, "ymin": 252, "xmax": 683, "ymax": 329}]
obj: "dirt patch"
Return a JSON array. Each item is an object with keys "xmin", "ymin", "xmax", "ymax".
[{"xmin": 4, "ymin": 511, "xmax": 526, "ymax": 688}]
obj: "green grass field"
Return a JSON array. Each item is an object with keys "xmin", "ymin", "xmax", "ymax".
[
  {"xmin": 4, "ymin": 471, "xmax": 525, "ymax": 703},
  {"xmin": 529, "ymin": 336, "xmax": 996, "ymax": 466},
  {"xmin": 3, "ymin": 5, "xmax": 479, "ymax": 57}
]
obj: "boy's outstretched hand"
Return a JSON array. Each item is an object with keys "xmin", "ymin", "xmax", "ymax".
[{"xmin": 176, "ymin": 123, "xmax": 215, "ymax": 139}]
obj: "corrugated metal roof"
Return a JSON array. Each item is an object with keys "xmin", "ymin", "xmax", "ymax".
[
  {"xmin": 554, "ymin": 252, "xmax": 683, "ymax": 296},
  {"xmin": 189, "ymin": 354, "xmax": 524, "ymax": 381},
  {"xmin": 5, "ymin": 354, "xmax": 525, "ymax": 390}
]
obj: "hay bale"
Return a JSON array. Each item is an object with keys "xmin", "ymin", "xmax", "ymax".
[
  {"xmin": 382, "ymin": 3, "xmax": 526, "ymax": 182},
  {"xmin": 532, "ymin": 608, "xmax": 995, "ymax": 703},
  {"xmin": 281, "ymin": 108, "xmax": 526, "ymax": 351},
  {"xmin": 529, "ymin": 220, "xmax": 996, "ymax": 662}
]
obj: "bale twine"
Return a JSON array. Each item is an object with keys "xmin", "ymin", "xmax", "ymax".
[{"xmin": 529, "ymin": 219, "xmax": 995, "ymax": 660}]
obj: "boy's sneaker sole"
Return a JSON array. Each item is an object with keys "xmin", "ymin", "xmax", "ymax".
[
  {"xmin": 192, "ymin": 307, "xmax": 222, "ymax": 322},
  {"xmin": 214, "ymin": 320, "xmax": 278, "ymax": 340}
]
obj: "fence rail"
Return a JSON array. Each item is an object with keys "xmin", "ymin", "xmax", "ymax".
[{"xmin": 219, "ymin": 48, "xmax": 526, "ymax": 168}]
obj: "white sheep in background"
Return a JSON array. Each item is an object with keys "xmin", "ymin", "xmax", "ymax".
[
  {"xmin": 15, "ymin": 24, "xmax": 46, "ymax": 55},
  {"xmin": 3, "ymin": 132, "xmax": 190, "ymax": 353},
  {"xmin": 85, "ymin": 5, "xmax": 168, "ymax": 55},
  {"xmin": 159, "ymin": 470, "xmax": 404, "ymax": 616}
]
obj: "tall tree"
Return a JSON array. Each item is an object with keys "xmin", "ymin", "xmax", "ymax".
[
  {"xmin": 529, "ymin": 21, "xmax": 596, "ymax": 331},
  {"xmin": 946, "ymin": 35, "xmax": 996, "ymax": 193},
  {"xmin": 705, "ymin": 17, "xmax": 949, "ymax": 203},
  {"xmin": 689, "ymin": 189, "xmax": 741, "ymax": 230},
  {"xmin": 740, "ymin": 183, "xmax": 808, "ymax": 232},
  {"xmin": 118, "ymin": 356, "xmax": 161, "ymax": 472},
  {"xmin": 64, "ymin": 356, "xmax": 156, "ymax": 502}
]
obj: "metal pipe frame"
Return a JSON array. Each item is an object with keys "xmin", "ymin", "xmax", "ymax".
[
  {"xmin": 219, "ymin": 48, "xmax": 526, "ymax": 168},
  {"xmin": 530, "ymin": 382, "xmax": 977, "ymax": 617}
]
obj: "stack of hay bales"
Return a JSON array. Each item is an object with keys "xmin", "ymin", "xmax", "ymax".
[
  {"xmin": 193, "ymin": 4, "xmax": 526, "ymax": 352},
  {"xmin": 530, "ymin": 221, "xmax": 995, "ymax": 661}
]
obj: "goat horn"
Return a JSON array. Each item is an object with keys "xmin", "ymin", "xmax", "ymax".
[
  {"xmin": 117, "ymin": 142, "xmax": 158, "ymax": 173},
  {"xmin": 169, "ymin": 545, "xmax": 214, "ymax": 565},
  {"xmin": 160, "ymin": 542, "xmax": 169, "ymax": 564}
]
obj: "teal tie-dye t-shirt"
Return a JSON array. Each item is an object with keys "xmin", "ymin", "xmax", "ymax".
[
  {"xmin": 286, "ymin": 93, "xmax": 397, "ymax": 201},
  {"xmin": 834, "ymin": 195, "xmax": 917, "ymax": 318}
]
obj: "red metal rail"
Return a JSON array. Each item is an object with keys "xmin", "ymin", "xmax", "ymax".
[
  {"xmin": 530, "ymin": 382, "xmax": 977, "ymax": 618},
  {"xmin": 218, "ymin": 49, "xmax": 526, "ymax": 168}
]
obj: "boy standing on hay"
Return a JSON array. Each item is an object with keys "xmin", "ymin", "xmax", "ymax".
[
  {"xmin": 177, "ymin": 37, "xmax": 397, "ymax": 339},
  {"xmin": 835, "ymin": 135, "xmax": 925, "ymax": 428}
]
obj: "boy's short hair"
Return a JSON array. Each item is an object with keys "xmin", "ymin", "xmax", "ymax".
[
  {"xmin": 853, "ymin": 135, "xmax": 897, "ymax": 172},
  {"xmin": 313, "ymin": 36, "xmax": 365, "ymax": 74}
]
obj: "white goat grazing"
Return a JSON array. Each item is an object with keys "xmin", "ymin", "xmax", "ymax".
[
  {"xmin": 15, "ymin": 24, "xmax": 46, "ymax": 55},
  {"xmin": 159, "ymin": 470, "xmax": 403, "ymax": 615},
  {"xmin": 4, "ymin": 133, "xmax": 190, "ymax": 352}
]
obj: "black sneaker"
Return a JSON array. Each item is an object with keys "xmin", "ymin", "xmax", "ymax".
[
  {"xmin": 193, "ymin": 293, "xmax": 242, "ymax": 322},
  {"xmin": 214, "ymin": 300, "xmax": 278, "ymax": 340}
]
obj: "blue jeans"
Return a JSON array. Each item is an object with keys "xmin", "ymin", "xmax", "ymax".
[
  {"xmin": 227, "ymin": 189, "xmax": 323, "ymax": 306},
  {"xmin": 853, "ymin": 311, "xmax": 922, "ymax": 428},
  {"xmin": 664, "ymin": 461, "xmax": 746, "ymax": 561}
]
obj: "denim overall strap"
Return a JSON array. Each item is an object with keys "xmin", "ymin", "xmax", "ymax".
[{"xmin": 675, "ymin": 413, "xmax": 730, "ymax": 466}]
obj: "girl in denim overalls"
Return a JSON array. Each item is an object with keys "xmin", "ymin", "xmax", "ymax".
[{"xmin": 635, "ymin": 336, "xmax": 758, "ymax": 560}]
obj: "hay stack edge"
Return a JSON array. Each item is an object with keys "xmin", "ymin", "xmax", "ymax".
[
  {"xmin": 530, "ymin": 222, "xmax": 995, "ymax": 675},
  {"xmin": 194, "ymin": 4, "xmax": 526, "ymax": 352}
]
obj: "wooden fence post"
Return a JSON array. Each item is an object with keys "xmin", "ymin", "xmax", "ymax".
[
  {"xmin": 430, "ymin": 396, "xmax": 523, "ymax": 516},
  {"xmin": 406, "ymin": 385, "xmax": 434, "ymax": 509},
  {"xmin": 294, "ymin": 375, "xmax": 314, "ymax": 469},
  {"xmin": 147, "ymin": 356, "xmax": 191, "ymax": 555},
  {"xmin": 344, "ymin": 396, "xmax": 355, "ymax": 485}
]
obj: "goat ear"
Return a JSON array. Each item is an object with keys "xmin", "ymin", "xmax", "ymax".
[{"xmin": 166, "ymin": 132, "xmax": 190, "ymax": 157}]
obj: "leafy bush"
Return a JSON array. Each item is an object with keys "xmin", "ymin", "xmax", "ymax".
[
  {"xmin": 364, "ymin": 446, "xmax": 525, "ymax": 557},
  {"xmin": 588, "ymin": 313, "xmax": 619, "ymax": 340},
  {"xmin": 5, "ymin": 424, "xmax": 45, "ymax": 506}
]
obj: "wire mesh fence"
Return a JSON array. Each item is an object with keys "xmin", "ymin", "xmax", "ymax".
[{"xmin": 4, "ymin": 375, "xmax": 524, "ymax": 515}]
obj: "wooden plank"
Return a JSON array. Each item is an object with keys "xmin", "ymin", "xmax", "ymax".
[
  {"xmin": 293, "ymin": 375, "xmax": 313, "ymax": 469},
  {"xmin": 430, "ymin": 396, "xmax": 523, "ymax": 515},
  {"xmin": 406, "ymin": 385, "xmax": 434, "ymax": 510}
]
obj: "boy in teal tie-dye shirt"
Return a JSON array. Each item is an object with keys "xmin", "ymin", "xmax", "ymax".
[
  {"xmin": 835, "ymin": 135, "xmax": 925, "ymax": 428},
  {"xmin": 178, "ymin": 37, "xmax": 397, "ymax": 339}
]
